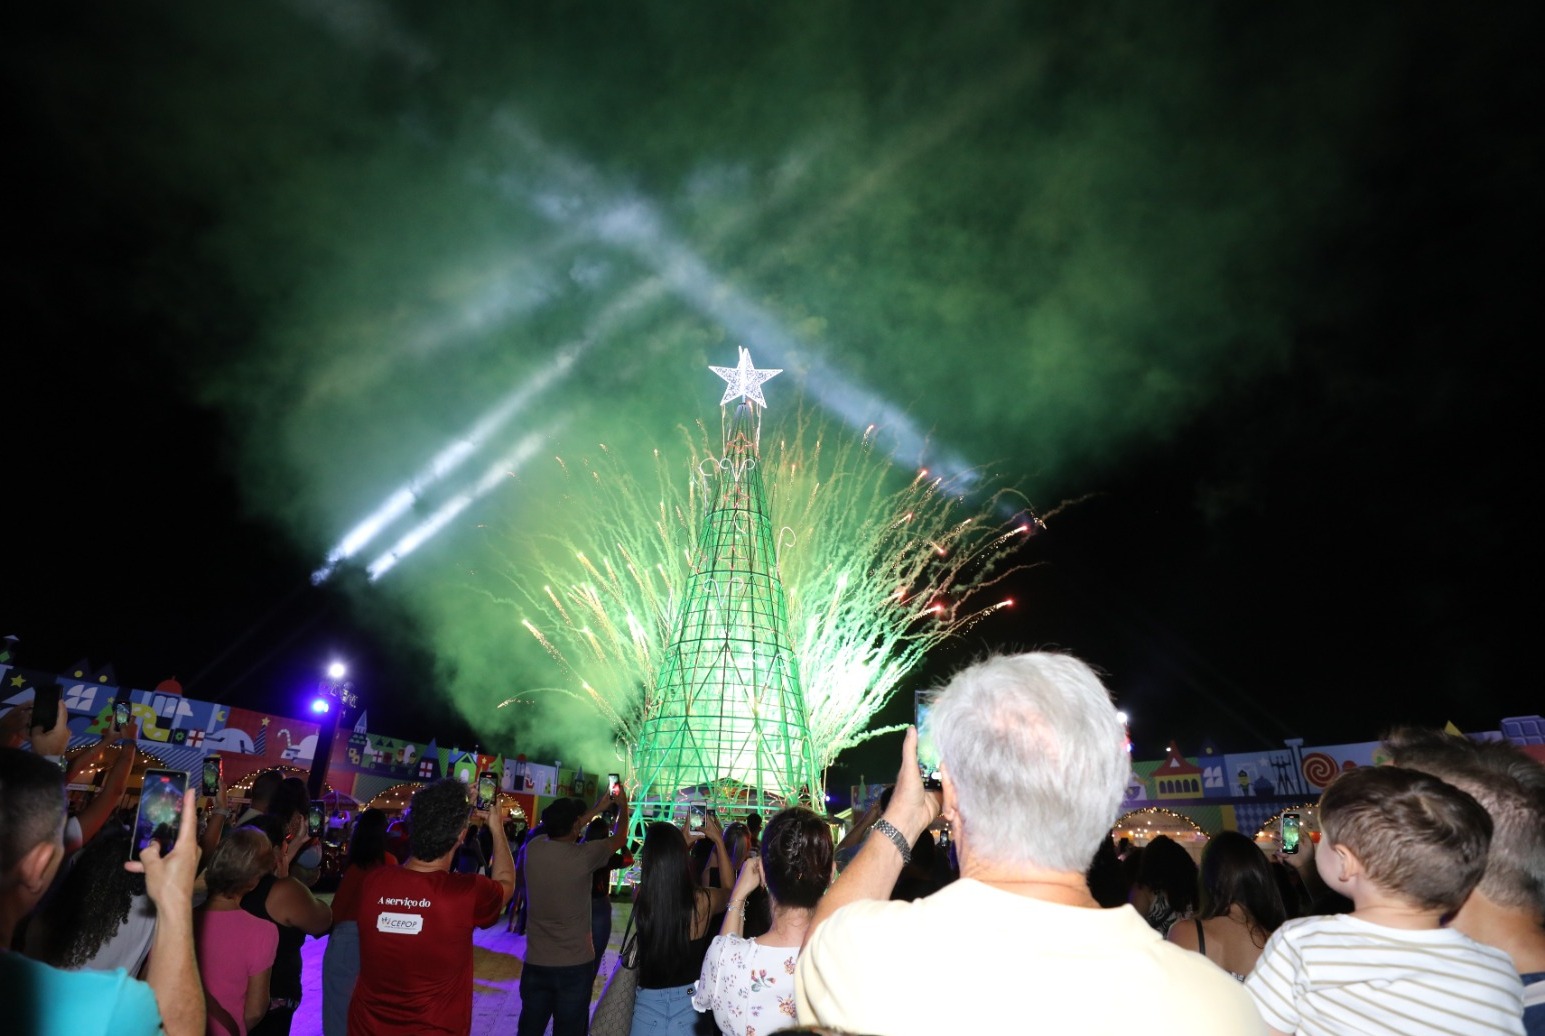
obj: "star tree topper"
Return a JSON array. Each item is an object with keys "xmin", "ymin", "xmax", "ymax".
[{"xmin": 710, "ymin": 347, "xmax": 782, "ymax": 408}]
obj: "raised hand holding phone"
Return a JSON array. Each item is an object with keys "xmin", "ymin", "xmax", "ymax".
[
  {"xmin": 888, "ymin": 725, "xmax": 943, "ymax": 836},
  {"xmin": 307, "ymin": 800, "xmax": 327, "ymax": 838},
  {"xmin": 125, "ymin": 786, "xmax": 203, "ymax": 1036},
  {"xmin": 476, "ymin": 771, "xmax": 498, "ymax": 813},
  {"xmin": 127, "ymin": 785, "xmax": 199, "ymax": 878},
  {"xmin": 29, "ymin": 692, "xmax": 70, "ymax": 757},
  {"xmin": 131, "ymin": 769, "xmax": 189, "ymax": 860},
  {"xmin": 108, "ymin": 717, "xmax": 140, "ymax": 746},
  {"xmin": 32, "ymin": 683, "xmax": 63, "ymax": 733},
  {"xmin": 201, "ymin": 755, "xmax": 223, "ymax": 799},
  {"xmin": 732, "ymin": 855, "xmax": 763, "ymax": 898},
  {"xmin": 274, "ymin": 812, "xmax": 310, "ymax": 877}
]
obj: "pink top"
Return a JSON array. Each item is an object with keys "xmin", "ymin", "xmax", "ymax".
[{"xmin": 195, "ymin": 907, "xmax": 280, "ymax": 1036}]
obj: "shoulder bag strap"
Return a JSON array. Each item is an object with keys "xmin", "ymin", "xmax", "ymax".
[{"xmin": 617, "ymin": 904, "xmax": 638, "ymax": 968}]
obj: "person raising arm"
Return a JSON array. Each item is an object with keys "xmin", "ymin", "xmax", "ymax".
[{"xmin": 128, "ymin": 785, "xmax": 207, "ymax": 1036}]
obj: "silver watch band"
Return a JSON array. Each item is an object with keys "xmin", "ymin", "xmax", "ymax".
[{"xmin": 872, "ymin": 818, "xmax": 912, "ymax": 865}]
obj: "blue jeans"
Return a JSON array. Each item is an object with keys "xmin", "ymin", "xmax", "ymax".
[
  {"xmin": 629, "ymin": 984, "xmax": 713, "ymax": 1036},
  {"xmin": 320, "ymin": 920, "xmax": 359, "ymax": 1036},
  {"xmin": 517, "ymin": 961, "xmax": 594, "ymax": 1036},
  {"xmin": 591, "ymin": 895, "xmax": 612, "ymax": 979}
]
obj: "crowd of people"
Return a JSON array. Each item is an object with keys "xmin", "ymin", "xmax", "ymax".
[{"xmin": 3, "ymin": 649, "xmax": 1543, "ymax": 1035}]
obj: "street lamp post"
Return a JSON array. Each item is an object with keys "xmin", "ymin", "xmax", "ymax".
[{"xmin": 307, "ymin": 662, "xmax": 359, "ymax": 800}]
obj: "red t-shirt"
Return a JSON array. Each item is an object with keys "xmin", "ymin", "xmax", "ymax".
[
  {"xmin": 331, "ymin": 853, "xmax": 399, "ymax": 925},
  {"xmin": 348, "ymin": 866, "xmax": 505, "ymax": 1035}
]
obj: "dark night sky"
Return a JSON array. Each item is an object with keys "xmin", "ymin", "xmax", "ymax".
[{"xmin": 4, "ymin": 3, "xmax": 1541, "ymax": 790}]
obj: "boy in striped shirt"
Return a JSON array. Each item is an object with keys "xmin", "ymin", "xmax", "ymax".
[{"xmin": 1246, "ymin": 766, "xmax": 1525, "ymax": 1036}]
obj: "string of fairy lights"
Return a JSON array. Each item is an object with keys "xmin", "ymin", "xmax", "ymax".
[{"xmin": 1112, "ymin": 804, "xmax": 1323, "ymax": 845}]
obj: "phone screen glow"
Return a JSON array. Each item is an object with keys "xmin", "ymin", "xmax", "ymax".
[
  {"xmin": 1281, "ymin": 814, "xmax": 1301, "ymax": 853},
  {"xmin": 133, "ymin": 772, "xmax": 186, "ymax": 859}
]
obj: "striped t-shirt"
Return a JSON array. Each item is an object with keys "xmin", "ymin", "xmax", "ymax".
[{"xmin": 1245, "ymin": 914, "xmax": 1524, "ymax": 1036}]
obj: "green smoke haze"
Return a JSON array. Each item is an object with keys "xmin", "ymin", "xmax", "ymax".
[{"xmin": 8, "ymin": 3, "xmax": 1537, "ymax": 774}]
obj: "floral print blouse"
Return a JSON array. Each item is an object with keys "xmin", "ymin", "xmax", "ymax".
[{"xmin": 692, "ymin": 933, "xmax": 801, "ymax": 1036}]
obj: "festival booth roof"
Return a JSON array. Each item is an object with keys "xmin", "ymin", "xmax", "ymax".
[
  {"xmin": 227, "ymin": 763, "xmax": 334, "ymax": 799},
  {"xmin": 355, "ymin": 780, "xmax": 531, "ymax": 823},
  {"xmin": 63, "ymin": 732, "xmax": 203, "ymax": 772},
  {"xmin": 365, "ymin": 782, "xmax": 423, "ymax": 814},
  {"xmin": 319, "ymin": 789, "xmax": 359, "ymax": 811},
  {"xmin": 63, "ymin": 735, "xmax": 206, "ymax": 792}
]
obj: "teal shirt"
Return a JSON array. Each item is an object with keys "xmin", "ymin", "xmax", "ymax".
[{"xmin": 0, "ymin": 952, "xmax": 162, "ymax": 1035}]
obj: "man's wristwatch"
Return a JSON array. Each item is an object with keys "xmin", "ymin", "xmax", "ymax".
[{"xmin": 871, "ymin": 818, "xmax": 912, "ymax": 865}]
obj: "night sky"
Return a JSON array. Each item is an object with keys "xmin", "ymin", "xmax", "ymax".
[{"xmin": 5, "ymin": 3, "xmax": 1540, "ymax": 792}]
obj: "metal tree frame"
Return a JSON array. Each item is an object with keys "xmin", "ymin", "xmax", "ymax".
[{"xmin": 628, "ymin": 383, "xmax": 819, "ymax": 828}]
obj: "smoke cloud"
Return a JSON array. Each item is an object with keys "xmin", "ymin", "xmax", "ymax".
[{"xmin": 13, "ymin": 1, "xmax": 1516, "ymax": 766}]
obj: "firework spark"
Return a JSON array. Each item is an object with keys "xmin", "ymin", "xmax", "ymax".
[{"xmin": 502, "ymin": 416, "xmax": 1030, "ymax": 772}]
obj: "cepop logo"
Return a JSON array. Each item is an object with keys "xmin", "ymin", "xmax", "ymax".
[{"xmin": 377, "ymin": 911, "xmax": 424, "ymax": 935}]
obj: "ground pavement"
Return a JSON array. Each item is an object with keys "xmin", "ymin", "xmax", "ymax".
[{"xmin": 292, "ymin": 899, "xmax": 635, "ymax": 1036}]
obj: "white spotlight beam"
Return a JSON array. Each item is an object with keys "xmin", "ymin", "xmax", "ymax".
[
  {"xmin": 313, "ymin": 342, "xmax": 584, "ymax": 584},
  {"xmin": 299, "ymin": 0, "xmax": 995, "ymax": 492},
  {"xmin": 294, "ymin": 3, "xmax": 1006, "ymax": 585},
  {"xmin": 365, "ymin": 422, "xmax": 562, "ymax": 581},
  {"xmin": 491, "ymin": 113, "xmax": 980, "ymax": 489}
]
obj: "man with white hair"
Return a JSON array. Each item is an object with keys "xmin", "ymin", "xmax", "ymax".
[{"xmin": 795, "ymin": 652, "xmax": 1264, "ymax": 1035}]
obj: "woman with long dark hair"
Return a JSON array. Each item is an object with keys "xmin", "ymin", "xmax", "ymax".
[
  {"xmin": 1166, "ymin": 830, "xmax": 1287, "ymax": 979},
  {"xmin": 630, "ymin": 816, "xmax": 732, "ymax": 1036},
  {"xmin": 321, "ymin": 809, "xmax": 395, "ymax": 1036},
  {"xmin": 1130, "ymin": 834, "xmax": 1198, "ymax": 936},
  {"xmin": 693, "ymin": 807, "xmax": 833, "ymax": 1036},
  {"xmin": 25, "ymin": 826, "xmax": 155, "ymax": 975}
]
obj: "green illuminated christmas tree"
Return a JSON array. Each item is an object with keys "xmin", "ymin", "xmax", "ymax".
[{"xmin": 628, "ymin": 348, "xmax": 820, "ymax": 824}]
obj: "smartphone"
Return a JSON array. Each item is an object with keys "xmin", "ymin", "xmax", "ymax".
[
  {"xmin": 920, "ymin": 763, "xmax": 943, "ymax": 791},
  {"xmin": 201, "ymin": 756, "xmax": 222, "ymax": 798},
  {"xmin": 113, "ymin": 699, "xmax": 131, "ymax": 731},
  {"xmin": 33, "ymin": 683, "xmax": 63, "ymax": 733},
  {"xmin": 914, "ymin": 689, "xmax": 942, "ymax": 778},
  {"xmin": 308, "ymin": 800, "xmax": 326, "ymax": 837},
  {"xmin": 476, "ymin": 771, "xmax": 498, "ymax": 812},
  {"xmin": 132, "ymin": 769, "xmax": 188, "ymax": 860},
  {"xmin": 688, "ymin": 802, "xmax": 706, "ymax": 832},
  {"xmin": 1281, "ymin": 812, "xmax": 1302, "ymax": 855},
  {"xmin": 607, "ymin": 773, "xmax": 621, "ymax": 795}
]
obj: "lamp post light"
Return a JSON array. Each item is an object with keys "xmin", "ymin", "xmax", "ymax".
[{"xmin": 307, "ymin": 661, "xmax": 360, "ymax": 799}]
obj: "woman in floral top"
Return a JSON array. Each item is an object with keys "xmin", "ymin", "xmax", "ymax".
[{"xmin": 693, "ymin": 808, "xmax": 833, "ymax": 1036}]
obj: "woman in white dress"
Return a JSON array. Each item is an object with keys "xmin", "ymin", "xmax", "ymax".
[{"xmin": 693, "ymin": 808, "xmax": 833, "ymax": 1036}]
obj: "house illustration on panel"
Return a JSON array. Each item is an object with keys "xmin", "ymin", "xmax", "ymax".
[{"xmin": 1153, "ymin": 742, "xmax": 1206, "ymax": 800}]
